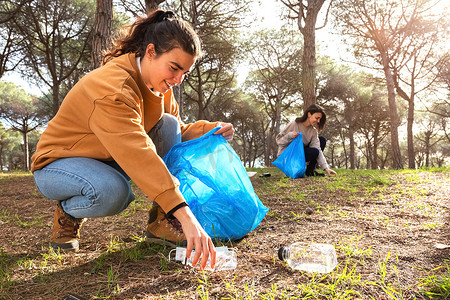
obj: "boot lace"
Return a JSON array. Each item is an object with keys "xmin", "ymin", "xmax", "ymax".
[{"xmin": 57, "ymin": 216, "xmax": 81, "ymax": 239}]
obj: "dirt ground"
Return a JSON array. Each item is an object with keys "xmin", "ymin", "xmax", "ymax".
[{"xmin": 0, "ymin": 169, "xmax": 449, "ymax": 299}]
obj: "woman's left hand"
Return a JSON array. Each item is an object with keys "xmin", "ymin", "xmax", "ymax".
[{"xmin": 215, "ymin": 122, "xmax": 234, "ymax": 141}]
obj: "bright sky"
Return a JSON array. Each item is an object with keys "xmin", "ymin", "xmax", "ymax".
[{"xmin": 251, "ymin": 0, "xmax": 450, "ymax": 63}]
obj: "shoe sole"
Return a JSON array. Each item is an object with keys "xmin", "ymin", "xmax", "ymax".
[{"xmin": 51, "ymin": 240, "xmax": 79, "ymax": 252}]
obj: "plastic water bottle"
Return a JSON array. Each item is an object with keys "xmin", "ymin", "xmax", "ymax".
[
  {"xmin": 278, "ymin": 242, "xmax": 338, "ymax": 273},
  {"xmin": 169, "ymin": 246, "xmax": 237, "ymax": 271}
]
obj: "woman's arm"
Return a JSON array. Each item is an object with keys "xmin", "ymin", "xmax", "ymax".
[
  {"xmin": 276, "ymin": 122, "xmax": 296, "ymax": 147},
  {"xmin": 172, "ymin": 206, "xmax": 216, "ymax": 270}
]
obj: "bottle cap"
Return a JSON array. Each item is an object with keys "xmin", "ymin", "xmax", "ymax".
[{"xmin": 278, "ymin": 246, "xmax": 289, "ymax": 261}]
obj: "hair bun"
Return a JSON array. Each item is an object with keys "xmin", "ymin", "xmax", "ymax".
[{"xmin": 158, "ymin": 10, "xmax": 176, "ymax": 22}]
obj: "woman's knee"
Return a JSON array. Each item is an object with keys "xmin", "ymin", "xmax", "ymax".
[
  {"xmin": 92, "ymin": 175, "xmax": 134, "ymax": 216},
  {"xmin": 304, "ymin": 147, "xmax": 320, "ymax": 162},
  {"xmin": 161, "ymin": 113, "xmax": 180, "ymax": 130},
  {"xmin": 148, "ymin": 113, "xmax": 181, "ymax": 157},
  {"xmin": 76, "ymin": 168, "xmax": 136, "ymax": 217},
  {"xmin": 34, "ymin": 158, "xmax": 135, "ymax": 218}
]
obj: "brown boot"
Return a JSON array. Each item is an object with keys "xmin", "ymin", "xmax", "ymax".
[
  {"xmin": 146, "ymin": 206, "xmax": 186, "ymax": 247},
  {"xmin": 50, "ymin": 203, "xmax": 85, "ymax": 251}
]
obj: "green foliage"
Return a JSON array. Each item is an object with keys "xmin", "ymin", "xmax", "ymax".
[
  {"xmin": 0, "ymin": 248, "xmax": 13, "ymax": 292},
  {"xmin": 227, "ymin": 93, "xmax": 267, "ymax": 167},
  {"xmin": 337, "ymin": 235, "xmax": 373, "ymax": 259},
  {"xmin": 0, "ymin": 81, "xmax": 45, "ymax": 128},
  {"xmin": 0, "ymin": 81, "xmax": 45, "ymax": 170},
  {"xmin": 419, "ymin": 260, "xmax": 450, "ymax": 299},
  {"xmin": 175, "ymin": 0, "xmax": 245, "ymax": 122},
  {"xmin": 15, "ymin": 215, "xmax": 45, "ymax": 228},
  {"xmin": 12, "ymin": 0, "xmax": 95, "ymax": 117}
]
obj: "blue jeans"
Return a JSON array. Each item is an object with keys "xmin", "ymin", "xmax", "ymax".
[{"xmin": 33, "ymin": 113, "xmax": 181, "ymax": 218}]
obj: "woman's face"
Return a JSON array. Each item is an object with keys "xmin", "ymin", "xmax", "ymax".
[
  {"xmin": 307, "ymin": 112, "xmax": 323, "ymax": 127},
  {"xmin": 141, "ymin": 44, "xmax": 196, "ymax": 94}
]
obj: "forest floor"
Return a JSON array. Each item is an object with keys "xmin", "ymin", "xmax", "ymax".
[{"xmin": 0, "ymin": 168, "xmax": 449, "ymax": 300}]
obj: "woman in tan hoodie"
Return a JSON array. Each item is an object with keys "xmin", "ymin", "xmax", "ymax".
[{"xmin": 31, "ymin": 10, "xmax": 233, "ymax": 270}]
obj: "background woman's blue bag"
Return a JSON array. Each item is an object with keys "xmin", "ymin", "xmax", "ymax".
[
  {"xmin": 163, "ymin": 128, "xmax": 269, "ymax": 241},
  {"xmin": 272, "ymin": 133, "xmax": 306, "ymax": 178}
]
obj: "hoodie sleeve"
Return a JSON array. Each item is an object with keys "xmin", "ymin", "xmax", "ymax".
[{"xmin": 276, "ymin": 121, "xmax": 297, "ymax": 156}]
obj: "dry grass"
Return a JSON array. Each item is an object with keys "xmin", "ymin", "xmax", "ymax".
[{"xmin": 0, "ymin": 168, "xmax": 449, "ymax": 299}]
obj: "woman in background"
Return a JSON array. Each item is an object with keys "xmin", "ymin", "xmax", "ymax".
[{"xmin": 276, "ymin": 104, "xmax": 336, "ymax": 177}]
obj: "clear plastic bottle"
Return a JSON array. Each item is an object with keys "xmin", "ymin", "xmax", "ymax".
[
  {"xmin": 278, "ymin": 242, "xmax": 338, "ymax": 273},
  {"xmin": 169, "ymin": 246, "xmax": 237, "ymax": 271}
]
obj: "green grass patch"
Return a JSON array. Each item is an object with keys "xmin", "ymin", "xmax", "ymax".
[
  {"xmin": 419, "ymin": 260, "xmax": 450, "ymax": 299},
  {"xmin": 0, "ymin": 248, "xmax": 13, "ymax": 292}
]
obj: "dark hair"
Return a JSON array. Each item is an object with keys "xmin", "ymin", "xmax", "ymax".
[
  {"xmin": 295, "ymin": 104, "xmax": 327, "ymax": 131},
  {"xmin": 102, "ymin": 10, "xmax": 202, "ymax": 65}
]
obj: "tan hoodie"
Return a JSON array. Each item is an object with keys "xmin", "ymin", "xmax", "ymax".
[{"xmin": 31, "ymin": 53, "xmax": 217, "ymax": 214}]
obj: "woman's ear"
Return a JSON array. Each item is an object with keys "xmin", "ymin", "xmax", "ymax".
[{"xmin": 146, "ymin": 43, "xmax": 156, "ymax": 59}]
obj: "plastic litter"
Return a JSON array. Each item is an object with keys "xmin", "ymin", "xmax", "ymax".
[
  {"xmin": 169, "ymin": 246, "xmax": 237, "ymax": 271},
  {"xmin": 272, "ymin": 133, "xmax": 306, "ymax": 179}
]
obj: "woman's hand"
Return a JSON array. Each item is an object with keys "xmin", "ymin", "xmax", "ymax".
[
  {"xmin": 325, "ymin": 168, "xmax": 337, "ymax": 176},
  {"xmin": 172, "ymin": 206, "xmax": 216, "ymax": 270},
  {"xmin": 215, "ymin": 122, "xmax": 234, "ymax": 141},
  {"xmin": 291, "ymin": 132, "xmax": 300, "ymax": 138}
]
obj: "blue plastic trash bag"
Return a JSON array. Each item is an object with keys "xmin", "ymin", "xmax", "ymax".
[
  {"xmin": 163, "ymin": 127, "xmax": 269, "ymax": 241},
  {"xmin": 272, "ymin": 133, "xmax": 306, "ymax": 179}
]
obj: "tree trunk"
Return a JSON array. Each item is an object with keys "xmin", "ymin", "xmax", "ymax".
[
  {"xmin": 381, "ymin": 53, "xmax": 403, "ymax": 169},
  {"xmin": 349, "ymin": 126, "xmax": 355, "ymax": 169},
  {"xmin": 297, "ymin": 0, "xmax": 325, "ymax": 112},
  {"xmin": 366, "ymin": 141, "xmax": 371, "ymax": 169},
  {"xmin": 425, "ymin": 132, "xmax": 430, "ymax": 167},
  {"xmin": 242, "ymin": 133, "xmax": 248, "ymax": 166},
  {"xmin": 301, "ymin": 27, "xmax": 316, "ymax": 111},
  {"xmin": 372, "ymin": 121, "xmax": 380, "ymax": 169},
  {"xmin": 22, "ymin": 128, "xmax": 29, "ymax": 171},
  {"xmin": 407, "ymin": 95, "xmax": 415, "ymax": 169},
  {"xmin": 145, "ymin": 0, "xmax": 165, "ymax": 12},
  {"xmin": 339, "ymin": 129, "xmax": 348, "ymax": 169},
  {"xmin": 273, "ymin": 76, "xmax": 283, "ymax": 160},
  {"xmin": 52, "ymin": 84, "xmax": 60, "ymax": 117},
  {"xmin": 91, "ymin": 0, "xmax": 113, "ymax": 69},
  {"xmin": 173, "ymin": 84, "xmax": 183, "ymax": 117},
  {"xmin": 264, "ymin": 134, "xmax": 271, "ymax": 167},
  {"xmin": 395, "ymin": 71, "xmax": 416, "ymax": 169},
  {"xmin": 195, "ymin": 64, "xmax": 206, "ymax": 120},
  {"xmin": 0, "ymin": 144, "xmax": 3, "ymax": 171},
  {"xmin": 329, "ymin": 145, "xmax": 335, "ymax": 167},
  {"xmin": 267, "ymin": 121, "xmax": 276, "ymax": 167}
]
